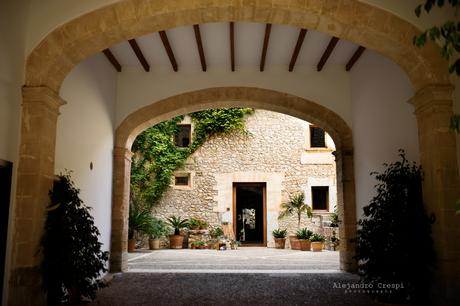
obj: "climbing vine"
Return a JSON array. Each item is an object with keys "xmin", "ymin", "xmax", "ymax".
[{"xmin": 131, "ymin": 108, "xmax": 253, "ymax": 208}]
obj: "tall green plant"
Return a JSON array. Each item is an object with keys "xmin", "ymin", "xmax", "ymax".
[
  {"xmin": 131, "ymin": 108, "xmax": 253, "ymax": 208},
  {"xmin": 41, "ymin": 173, "xmax": 108, "ymax": 305},
  {"xmin": 354, "ymin": 151, "xmax": 435, "ymax": 304},
  {"xmin": 278, "ymin": 193, "xmax": 312, "ymax": 229}
]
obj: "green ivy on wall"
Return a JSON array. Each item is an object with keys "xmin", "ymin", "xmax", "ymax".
[{"xmin": 130, "ymin": 108, "xmax": 253, "ymax": 208}]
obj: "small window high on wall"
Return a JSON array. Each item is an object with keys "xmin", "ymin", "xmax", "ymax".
[
  {"xmin": 310, "ymin": 126, "xmax": 326, "ymax": 148},
  {"xmin": 312, "ymin": 186, "xmax": 329, "ymax": 211},
  {"xmin": 174, "ymin": 124, "xmax": 191, "ymax": 147}
]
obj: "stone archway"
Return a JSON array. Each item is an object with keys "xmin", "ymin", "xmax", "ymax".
[
  {"xmin": 112, "ymin": 87, "xmax": 356, "ymax": 273},
  {"xmin": 11, "ymin": 0, "xmax": 459, "ymax": 305}
]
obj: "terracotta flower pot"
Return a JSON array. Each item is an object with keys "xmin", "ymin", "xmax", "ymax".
[
  {"xmin": 311, "ymin": 241, "xmax": 323, "ymax": 252},
  {"xmin": 169, "ymin": 234, "xmax": 184, "ymax": 249},
  {"xmin": 128, "ymin": 239, "xmax": 136, "ymax": 252},
  {"xmin": 289, "ymin": 236, "xmax": 301, "ymax": 250},
  {"xmin": 149, "ymin": 238, "xmax": 160, "ymax": 250},
  {"xmin": 274, "ymin": 238, "xmax": 286, "ymax": 249},
  {"xmin": 299, "ymin": 239, "xmax": 311, "ymax": 251}
]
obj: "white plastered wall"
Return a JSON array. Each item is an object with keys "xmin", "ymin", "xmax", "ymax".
[
  {"xmin": 350, "ymin": 50, "xmax": 419, "ymax": 215},
  {"xmin": 55, "ymin": 54, "xmax": 117, "ymax": 253}
]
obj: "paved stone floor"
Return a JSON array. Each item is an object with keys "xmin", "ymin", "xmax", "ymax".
[{"xmin": 91, "ymin": 248, "xmax": 378, "ymax": 305}]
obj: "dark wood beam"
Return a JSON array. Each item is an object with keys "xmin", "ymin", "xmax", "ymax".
[
  {"xmin": 102, "ymin": 49, "xmax": 122, "ymax": 72},
  {"xmin": 128, "ymin": 39, "xmax": 150, "ymax": 72},
  {"xmin": 193, "ymin": 24, "xmax": 207, "ymax": 72},
  {"xmin": 345, "ymin": 46, "xmax": 366, "ymax": 71},
  {"xmin": 159, "ymin": 30, "xmax": 178, "ymax": 72},
  {"xmin": 260, "ymin": 23, "xmax": 272, "ymax": 72},
  {"xmin": 230, "ymin": 22, "xmax": 235, "ymax": 72},
  {"xmin": 317, "ymin": 36, "xmax": 339, "ymax": 72},
  {"xmin": 288, "ymin": 28, "xmax": 308, "ymax": 72}
]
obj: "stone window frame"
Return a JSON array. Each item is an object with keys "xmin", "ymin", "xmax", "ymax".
[
  {"xmin": 311, "ymin": 186, "xmax": 329, "ymax": 211},
  {"xmin": 305, "ymin": 124, "xmax": 334, "ymax": 153},
  {"xmin": 172, "ymin": 116, "xmax": 194, "ymax": 149},
  {"xmin": 172, "ymin": 171, "xmax": 194, "ymax": 190}
]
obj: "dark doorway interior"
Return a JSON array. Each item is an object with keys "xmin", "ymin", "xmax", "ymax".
[
  {"xmin": 0, "ymin": 160, "xmax": 13, "ymax": 302},
  {"xmin": 234, "ymin": 183, "xmax": 266, "ymax": 246}
]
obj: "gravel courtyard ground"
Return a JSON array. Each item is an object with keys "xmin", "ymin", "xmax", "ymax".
[{"xmin": 90, "ymin": 248, "xmax": 378, "ymax": 305}]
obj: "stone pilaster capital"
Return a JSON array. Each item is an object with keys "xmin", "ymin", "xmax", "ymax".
[
  {"xmin": 408, "ymin": 84, "xmax": 454, "ymax": 115},
  {"xmin": 22, "ymin": 86, "xmax": 66, "ymax": 115},
  {"xmin": 113, "ymin": 147, "xmax": 133, "ymax": 161}
]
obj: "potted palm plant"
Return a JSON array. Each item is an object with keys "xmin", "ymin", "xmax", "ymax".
[
  {"xmin": 166, "ymin": 216, "xmax": 189, "ymax": 249},
  {"xmin": 128, "ymin": 206, "xmax": 152, "ymax": 252},
  {"xmin": 272, "ymin": 229, "xmax": 287, "ymax": 249},
  {"xmin": 296, "ymin": 228, "xmax": 313, "ymax": 251},
  {"xmin": 310, "ymin": 233, "xmax": 325, "ymax": 252},
  {"xmin": 278, "ymin": 193, "xmax": 312, "ymax": 250},
  {"xmin": 146, "ymin": 217, "xmax": 168, "ymax": 250}
]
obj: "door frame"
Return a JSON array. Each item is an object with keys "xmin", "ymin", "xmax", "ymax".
[{"xmin": 232, "ymin": 182, "xmax": 267, "ymax": 246}]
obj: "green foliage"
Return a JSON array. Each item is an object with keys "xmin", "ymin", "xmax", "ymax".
[
  {"xmin": 354, "ymin": 151, "xmax": 435, "ymax": 304},
  {"xmin": 413, "ymin": 0, "xmax": 460, "ymax": 75},
  {"xmin": 166, "ymin": 216, "xmax": 189, "ymax": 235},
  {"xmin": 188, "ymin": 217, "xmax": 209, "ymax": 230},
  {"xmin": 131, "ymin": 108, "xmax": 253, "ymax": 208},
  {"xmin": 278, "ymin": 193, "xmax": 313, "ymax": 229},
  {"xmin": 145, "ymin": 217, "xmax": 168, "ymax": 239},
  {"xmin": 128, "ymin": 203, "xmax": 153, "ymax": 240},
  {"xmin": 41, "ymin": 173, "xmax": 108, "ymax": 305},
  {"xmin": 310, "ymin": 233, "xmax": 325, "ymax": 242},
  {"xmin": 272, "ymin": 228, "xmax": 288, "ymax": 238},
  {"xmin": 296, "ymin": 228, "xmax": 313, "ymax": 240},
  {"xmin": 191, "ymin": 241, "xmax": 207, "ymax": 247},
  {"xmin": 209, "ymin": 226, "xmax": 224, "ymax": 239},
  {"xmin": 329, "ymin": 209, "xmax": 340, "ymax": 227}
]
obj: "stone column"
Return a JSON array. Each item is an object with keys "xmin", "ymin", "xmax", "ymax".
[
  {"xmin": 8, "ymin": 86, "xmax": 65, "ymax": 306},
  {"xmin": 110, "ymin": 147, "xmax": 133, "ymax": 272},
  {"xmin": 409, "ymin": 84, "xmax": 460, "ymax": 305},
  {"xmin": 338, "ymin": 148, "xmax": 357, "ymax": 272}
]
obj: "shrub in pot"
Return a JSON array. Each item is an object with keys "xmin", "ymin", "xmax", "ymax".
[
  {"xmin": 41, "ymin": 173, "xmax": 108, "ymax": 305},
  {"xmin": 310, "ymin": 233, "xmax": 325, "ymax": 252},
  {"xmin": 128, "ymin": 205, "xmax": 152, "ymax": 252},
  {"xmin": 146, "ymin": 217, "xmax": 168, "ymax": 250},
  {"xmin": 354, "ymin": 151, "xmax": 435, "ymax": 304},
  {"xmin": 278, "ymin": 193, "xmax": 312, "ymax": 250},
  {"xmin": 166, "ymin": 216, "xmax": 189, "ymax": 249},
  {"xmin": 296, "ymin": 228, "xmax": 313, "ymax": 251},
  {"xmin": 272, "ymin": 229, "xmax": 287, "ymax": 249}
]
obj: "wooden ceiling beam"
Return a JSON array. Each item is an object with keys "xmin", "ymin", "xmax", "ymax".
[
  {"xmin": 159, "ymin": 30, "xmax": 178, "ymax": 72},
  {"xmin": 193, "ymin": 24, "xmax": 207, "ymax": 72},
  {"xmin": 260, "ymin": 23, "xmax": 272, "ymax": 72},
  {"xmin": 346, "ymin": 46, "xmax": 366, "ymax": 71},
  {"xmin": 128, "ymin": 39, "xmax": 150, "ymax": 72},
  {"xmin": 317, "ymin": 37, "xmax": 339, "ymax": 72},
  {"xmin": 288, "ymin": 28, "xmax": 308, "ymax": 72},
  {"xmin": 102, "ymin": 48, "xmax": 122, "ymax": 72},
  {"xmin": 230, "ymin": 22, "xmax": 235, "ymax": 72}
]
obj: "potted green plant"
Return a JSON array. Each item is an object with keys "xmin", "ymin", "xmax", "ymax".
[
  {"xmin": 191, "ymin": 241, "xmax": 207, "ymax": 249},
  {"xmin": 310, "ymin": 233, "xmax": 325, "ymax": 252},
  {"xmin": 209, "ymin": 226, "xmax": 224, "ymax": 249},
  {"xmin": 128, "ymin": 206, "xmax": 152, "ymax": 252},
  {"xmin": 329, "ymin": 209, "xmax": 340, "ymax": 227},
  {"xmin": 278, "ymin": 193, "xmax": 312, "ymax": 250},
  {"xmin": 329, "ymin": 230, "xmax": 339, "ymax": 251},
  {"xmin": 296, "ymin": 228, "xmax": 313, "ymax": 251},
  {"xmin": 166, "ymin": 216, "xmax": 189, "ymax": 249},
  {"xmin": 146, "ymin": 217, "xmax": 168, "ymax": 250},
  {"xmin": 188, "ymin": 217, "xmax": 209, "ymax": 230},
  {"xmin": 41, "ymin": 173, "xmax": 108, "ymax": 305},
  {"xmin": 272, "ymin": 229, "xmax": 287, "ymax": 249}
]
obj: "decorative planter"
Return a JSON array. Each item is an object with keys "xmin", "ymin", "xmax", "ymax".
[
  {"xmin": 169, "ymin": 234, "xmax": 184, "ymax": 249},
  {"xmin": 274, "ymin": 238, "xmax": 286, "ymax": 249},
  {"xmin": 128, "ymin": 239, "xmax": 136, "ymax": 252},
  {"xmin": 149, "ymin": 238, "xmax": 160, "ymax": 250},
  {"xmin": 289, "ymin": 236, "xmax": 301, "ymax": 250},
  {"xmin": 299, "ymin": 239, "xmax": 311, "ymax": 251},
  {"xmin": 311, "ymin": 241, "xmax": 323, "ymax": 252}
]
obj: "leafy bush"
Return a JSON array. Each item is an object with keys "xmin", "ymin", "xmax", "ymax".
[
  {"xmin": 272, "ymin": 228, "xmax": 288, "ymax": 238},
  {"xmin": 209, "ymin": 226, "xmax": 224, "ymax": 239},
  {"xmin": 296, "ymin": 228, "xmax": 313, "ymax": 240},
  {"xmin": 41, "ymin": 173, "xmax": 108, "ymax": 305},
  {"xmin": 146, "ymin": 217, "xmax": 168, "ymax": 239},
  {"xmin": 354, "ymin": 151, "xmax": 435, "ymax": 304}
]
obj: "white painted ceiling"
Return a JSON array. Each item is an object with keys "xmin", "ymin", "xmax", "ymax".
[{"xmin": 108, "ymin": 22, "xmax": 361, "ymax": 71}]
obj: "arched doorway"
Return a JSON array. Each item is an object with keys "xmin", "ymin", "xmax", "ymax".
[{"xmin": 10, "ymin": 1, "xmax": 458, "ymax": 305}]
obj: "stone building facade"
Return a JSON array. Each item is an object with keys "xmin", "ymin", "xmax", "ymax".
[{"xmin": 152, "ymin": 110, "xmax": 339, "ymax": 247}]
